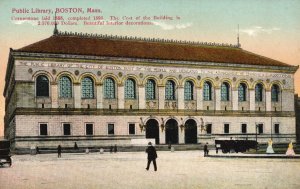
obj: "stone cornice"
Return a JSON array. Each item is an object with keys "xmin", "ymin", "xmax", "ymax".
[
  {"xmin": 11, "ymin": 51, "xmax": 298, "ymax": 74},
  {"xmin": 12, "ymin": 107, "xmax": 295, "ymax": 117}
]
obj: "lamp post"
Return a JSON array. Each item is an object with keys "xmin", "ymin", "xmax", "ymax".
[
  {"xmin": 255, "ymin": 124, "xmax": 260, "ymax": 152},
  {"xmin": 271, "ymin": 116, "xmax": 273, "ymax": 140}
]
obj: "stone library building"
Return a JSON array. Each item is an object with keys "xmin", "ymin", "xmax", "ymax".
[{"xmin": 3, "ymin": 30, "xmax": 298, "ymax": 151}]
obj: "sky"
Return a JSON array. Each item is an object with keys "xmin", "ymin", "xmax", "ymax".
[{"xmin": 0, "ymin": 0, "xmax": 299, "ymax": 136}]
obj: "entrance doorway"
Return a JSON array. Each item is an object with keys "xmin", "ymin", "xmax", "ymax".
[
  {"xmin": 145, "ymin": 119, "xmax": 159, "ymax": 144},
  {"xmin": 165, "ymin": 119, "xmax": 178, "ymax": 144},
  {"xmin": 185, "ymin": 119, "xmax": 198, "ymax": 144}
]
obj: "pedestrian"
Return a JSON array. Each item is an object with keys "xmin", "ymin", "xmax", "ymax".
[
  {"xmin": 145, "ymin": 142, "xmax": 157, "ymax": 171},
  {"xmin": 204, "ymin": 143, "xmax": 209, "ymax": 157},
  {"xmin": 30, "ymin": 145, "xmax": 35, "ymax": 155},
  {"xmin": 57, "ymin": 145, "xmax": 62, "ymax": 158},
  {"xmin": 74, "ymin": 142, "xmax": 79, "ymax": 151},
  {"xmin": 110, "ymin": 145, "xmax": 113, "ymax": 153},
  {"xmin": 286, "ymin": 141, "xmax": 296, "ymax": 156},
  {"xmin": 215, "ymin": 145, "xmax": 218, "ymax": 154},
  {"xmin": 114, "ymin": 144, "xmax": 117, "ymax": 153},
  {"xmin": 36, "ymin": 146, "xmax": 40, "ymax": 154}
]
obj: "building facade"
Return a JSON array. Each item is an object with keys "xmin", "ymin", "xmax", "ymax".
[{"xmin": 3, "ymin": 31, "xmax": 298, "ymax": 151}]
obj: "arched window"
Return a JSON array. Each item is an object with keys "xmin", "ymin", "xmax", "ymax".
[
  {"xmin": 125, "ymin": 78, "xmax": 136, "ymax": 99},
  {"xmin": 36, "ymin": 75, "xmax": 49, "ymax": 97},
  {"xmin": 238, "ymin": 83, "xmax": 247, "ymax": 101},
  {"xmin": 203, "ymin": 81, "xmax": 212, "ymax": 101},
  {"xmin": 81, "ymin": 77, "xmax": 94, "ymax": 99},
  {"xmin": 165, "ymin": 80, "xmax": 176, "ymax": 100},
  {"xmin": 104, "ymin": 78, "xmax": 115, "ymax": 99},
  {"xmin": 271, "ymin": 84, "xmax": 280, "ymax": 102},
  {"xmin": 146, "ymin": 79, "xmax": 156, "ymax": 100},
  {"xmin": 59, "ymin": 76, "xmax": 72, "ymax": 98},
  {"xmin": 255, "ymin": 83, "xmax": 263, "ymax": 102},
  {"xmin": 221, "ymin": 82, "xmax": 230, "ymax": 101},
  {"xmin": 184, "ymin": 81, "xmax": 194, "ymax": 100}
]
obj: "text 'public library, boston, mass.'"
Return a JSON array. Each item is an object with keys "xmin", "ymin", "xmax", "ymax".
[{"xmin": 3, "ymin": 27, "xmax": 298, "ymax": 152}]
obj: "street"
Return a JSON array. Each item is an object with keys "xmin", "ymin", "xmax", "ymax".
[{"xmin": 0, "ymin": 151, "xmax": 300, "ymax": 189}]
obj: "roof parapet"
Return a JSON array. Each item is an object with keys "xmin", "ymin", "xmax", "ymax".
[{"xmin": 55, "ymin": 30, "xmax": 241, "ymax": 48}]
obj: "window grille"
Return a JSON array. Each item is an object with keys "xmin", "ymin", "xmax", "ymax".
[
  {"xmin": 184, "ymin": 81, "xmax": 193, "ymax": 100},
  {"xmin": 125, "ymin": 79, "xmax": 136, "ymax": 99},
  {"xmin": 255, "ymin": 84, "xmax": 263, "ymax": 102},
  {"xmin": 165, "ymin": 80, "xmax": 175, "ymax": 100},
  {"xmin": 203, "ymin": 81, "xmax": 212, "ymax": 101},
  {"xmin": 271, "ymin": 84, "xmax": 279, "ymax": 102},
  {"xmin": 104, "ymin": 78, "xmax": 115, "ymax": 99},
  {"xmin": 238, "ymin": 83, "xmax": 247, "ymax": 101},
  {"xmin": 81, "ymin": 77, "xmax": 94, "ymax": 98},
  {"xmin": 59, "ymin": 76, "xmax": 72, "ymax": 98},
  {"xmin": 146, "ymin": 79, "xmax": 156, "ymax": 100},
  {"xmin": 221, "ymin": 82, "xmax": 230, "ymax": 101}
]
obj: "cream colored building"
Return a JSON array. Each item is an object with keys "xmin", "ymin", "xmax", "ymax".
[{"xmin": 3, "ymin": 31, "xmax": 298, "ymax": 151}]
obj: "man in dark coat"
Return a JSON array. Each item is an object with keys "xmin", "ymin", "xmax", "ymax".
[
  {"xmin": 204, "ymin": 143, "xmax": 209, "ymax": 157},
  {"xmin": 57, "ymin": 145, "xmax": 62, "ymax": 158},
  {"xmin": 145, "ymin": 142, "xmax": 157, "ymax": 171},
  {"xmin": 74, "ymin": 142, "xmax": 79, "ymax": 151}
]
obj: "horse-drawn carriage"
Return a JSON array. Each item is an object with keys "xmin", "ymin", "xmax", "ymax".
[
  {"xmin": 215, "ymin": 138, "xmax": 257, "ymax": 153},
  {"xmin": 0, "ymin": 140, "xmax": 12, "ymax": 167}
]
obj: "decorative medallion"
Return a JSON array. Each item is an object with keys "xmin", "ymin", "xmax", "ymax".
[
  {"xmin": 159, "ymin": 74, "xmax": 163, "ymax": 79},
  {"xmin": 282, "ymin": 79, "xmax": 286, "ymax": 85},
  {"xmin": 74, "ymin": 70, "xmax": 79, "ymax": 76},
  {"xmin": 139, "ymin": 73, "xmax": 143, "ymax": 78},
  {"xmin": 52, "ymin": 69, "xmax": 57, "ymax": 75},
  {"xmin": 197, "ymin": 75, "xmax": 201, "ymax": 80},
  {"xmin": 178, "ymin": 74, "xmax": 182, "ymax": 79},
  {"xmin": 250, "ymin": 78, "xmax": 254, "ymax": 82},
  {"xmin": 233, "ymin": 77, "xmax": 236, "ymax": 82},
  {"xmin": 28, "ymin": 68, "xmax": 33, "ymax": 74},
  {"xmin": 215, "ymin": 76, "xmax": 219, "ymax": 81},
  {"xmin": 266, "ymin": 79, "xmax": 270, "ymax": 83},
  {"xmin": 97, "ymin": 71, "xmax": 101, "ymax": 76},
  {"xmin": 118, "ymin": 72, "xmax": 123, "ymax": 77}
]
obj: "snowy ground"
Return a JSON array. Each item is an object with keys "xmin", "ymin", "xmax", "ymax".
[{"xmin": 0, "ymin": 150, "xmax": 300, "ymax": 189}]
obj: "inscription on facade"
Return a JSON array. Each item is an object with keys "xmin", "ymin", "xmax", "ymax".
[{"xmin": 17, "ymin": 61, "xmax": 292, "ymax": 78}]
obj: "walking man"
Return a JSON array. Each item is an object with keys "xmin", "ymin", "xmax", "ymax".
[
  {"xmin": 57, "ymin": 145, "xmax": 62, "ymax": 158},
  {"xmin": 204, "ymin": 143, "xmax": 209, "ymax": 157},
  {"xmin": 145, "ymin": 142, "xmax": 157, "ymax": 171}
]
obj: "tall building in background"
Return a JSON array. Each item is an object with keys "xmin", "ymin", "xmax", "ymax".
[{"xmin": 3, "ymin": 31, "xmax": 298, "ymax": 152}]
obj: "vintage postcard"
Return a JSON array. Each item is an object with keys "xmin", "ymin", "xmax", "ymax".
[{"xmin": 0, "ymin": 0, "xmax": 299, "ymax": 188}]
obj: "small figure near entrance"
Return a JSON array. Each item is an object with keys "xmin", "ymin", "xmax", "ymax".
[
  {"xmin": 286, "ymin": 141, "xmax": 295, "ymax": 156},
  {"xmin": 74, "ymin": 142, "xmax": 79, "ymax": 151},
  {"xmin": 215, "ymin": 144, "xmax": 219, "ymax": 154},
  {"xmin": 36, "ymin": 146, "xmax": 40, "ymax": 154},
  {"xmin": 266, "ymin": 139, "xmax": 275, "ymax": 154},
  {"xmin": 57, "ymin": 145, "xmax": 62, "ymax": 158},
  {"xmin": 114, "ymin": 144, "xmax": 117, "ymax": 153},
  {"xmin": 145, "ymin": 142, "xmax": 157, "ymax": 171},
  {"xmin": 110, "ymin": 145, "xmax": 113, "ymax": 153},
  {"xmin": 204, "ymin": 143, "xmax": 209, "ymax": 157},
  {"xmin": 168, "ymin": 141, "xmax": 172, "ymax": 150}
]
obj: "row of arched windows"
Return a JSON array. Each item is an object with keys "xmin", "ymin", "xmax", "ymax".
[{"xmin": 36, "ymin": 75, "xmax": 281, "ymax": 102}]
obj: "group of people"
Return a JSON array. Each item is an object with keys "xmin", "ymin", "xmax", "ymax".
[
  {"xmin": 110, "ymin": 145, "xmax": 118, "ymax": 153},
  {"xmin": 40, "ymin": 139, "xmax": 298, "ymax": 171},
  {"xmin": 266, "ymin": 139, "xmax": 296, "ymax": 156},
  {"xmin": 56, "ymin": 142, "xmax": 119, "ymax": 158}
]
